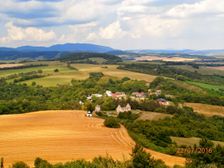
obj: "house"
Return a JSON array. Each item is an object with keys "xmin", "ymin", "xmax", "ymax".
[
  {"xmin": 116, "ymin": 105, "xmax": 123, "ymax": 113},
  {"xmin": 87, "ymin": 95, "xmax": 92, "ymax": 100},
  {"xmin": 105, "ymin": 90, "xmax": 127, "ymax": 100},
  {"xmin": 86, "ymin": 111, "xmax": 93, "ymax": 117},
  {"xmin": 155, "ymin": 90, "xmax": 162, "ymax": 96},
  {"xmin": 116, "ymin": 104, "xmax": 132, "ymax": 113},
  {"xmin": 112, "ymin": 92, "xmax": 126, "ymax": 100},
  {"xmin": 92, "ymin": 94, "xmax": 103, "ymax": 98},
  {"xmin": 79, "ymin": 101, "xmax": 84, "ymax": 105},
  {"xmin": 148, "ymin": 89, "xmax": 162, "ymax": 96},
  {"xmin": 94, "ymin": 105, "xmax": 101, "ymax": 113},
  {"xmin": 126, "ymin": 103, "xmax": 131, "ymax": 111},
  {"xmin": 105, "ymin": 90, "xmax": 112, "ymax": 97},
  {"xmin": 87, "ymin": 93, "xmax": 103, "ymax": 100},
  {"xmin": 157, "ymin": 98, "xmax": 170, "ymax": 106},
  {"xmin": 131, "ymin": 92, "xmax": 146, "ymax": 99}
]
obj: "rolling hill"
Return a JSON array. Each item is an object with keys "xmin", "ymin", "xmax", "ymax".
[{"xmin": 0, "ymin": 43, "xmax": 115, "ymax": 60}]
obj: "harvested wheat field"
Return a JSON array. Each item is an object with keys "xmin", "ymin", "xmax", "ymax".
[
  {"xmin": 185, "ymin": 103, "xmax": 224, "ymax": 117},
  {"xmin": 136, "ymin": 56, "xmax": 196, "ymax": 62},
  {"xmin": 144, "ymin": 148, "xmax": 186, "ymax": 167},
  {"xmin": 0, "ymin": 63, "xmax": 24, "ymax": 69},
  {"xmin": 0, "ymin": 110, "xmax": 185, "ymax": 167},
  {"xmin": 0, "ymin": 110, "xmax": 134, "ymax": 167},
  {"xmin": 207, "ymin": 66, "xmax": 224, "ymax": 71}
]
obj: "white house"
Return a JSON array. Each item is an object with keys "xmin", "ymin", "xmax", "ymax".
[
  {"xmin": 126, "ymin": 103, "xmax": 131, "ymax": 111},
  {"xmin": 87, "ymin": 94, "xmax": 103, "ymax": 100},
  {"xmin": 94, "ymin": 105, "xmax": 101, "ymax": 113},
  {"xmin": 131, "ymin": 92, "xmax": 146, "ymax": 100},
  {"xmin": 93, "ymin": 94, "xmax": 103, "ymax": 98},
  {"xmin": 105, "ymin": 90, "xmax": 112, "ymax": 97},
  {"xmin": 116, "ymin": 105, "xmax": 123, "ymax": 113},
  {"xmin": 116, "ymin": 104, "xmax": 132, "ymax": 114}
]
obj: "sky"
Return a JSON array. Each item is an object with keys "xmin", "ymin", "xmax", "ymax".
[{"xmin": 0, "ymin": 0, "xmax": 223, "ymax": 49}]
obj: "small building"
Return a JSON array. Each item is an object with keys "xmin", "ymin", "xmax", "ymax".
[
  {"xmin": 94, "ymin": 105, "xmax": 101, "ymax": 113},
  {"xmin": 87, "ymin": 95, "xmax": 92, "ymax": 100},
  {"xmin": 116, "ymin": 104, "xmax": 132, "ymax": 114},
  {"xmin": 112, "ymin": 92, "xmax": 126, "ymax": 100},
  {"xmin": 87, "ymin": 94, "xmax": 103, "ymax": 100},
  {"xmin": 105, "ymin": 90, "xmax": 112, "ymax": 97},
  {"xmin": 131, "ymin": 92, "xmax": 146, "ymax": 99},
  {"xmin": 92, "ymin": 94, "xmax": 103, "ymax": 98},
  {"xmin": 125, "ymin": 103, "xmax": 131, "ymax": 111},
  {"xmin": 155, "ymin": 90, "xmax": 162, "ymax": 96},
  {"xmin": 148, "ymin": 89, "xmax": 162, "ymax": 96},
  {"xmin": 86, "ymin": 111, "xmax": 93, "ymax": 117},
  {"xmin": 157, "ymin": 98, "xmax": 170, "ymax": 106},
  {"xmin": 116, "ymin": 105, "xmax": 123, "ymax": 113}
]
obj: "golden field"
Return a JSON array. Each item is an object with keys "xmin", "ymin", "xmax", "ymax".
[{"xmin": 0, "ymin": 110, "xmax": 185, "ymax": 167}]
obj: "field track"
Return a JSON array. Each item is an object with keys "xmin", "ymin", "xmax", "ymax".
[{"xmin": 0, "ymin": 110, "xmax": 185, "ymax": 167}]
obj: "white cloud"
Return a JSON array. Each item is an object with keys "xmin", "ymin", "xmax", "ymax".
[
  {"xmin": 0, "ymin": 22, "xmax": 56, "ymax": 43},
  {"xmin": 99, "ymin": 21, "xmax": 126, "ymax": 39},
  {"xmin": 167, "ymin": 0, "xmax": 224, "ymax": 18},
  {"xmin": 0, "ymin": 0, "xmax": 224, "ymax": 49},
  {"xmin": 127, "ymin": 16, "xmax": 183, "ymax": 38}
]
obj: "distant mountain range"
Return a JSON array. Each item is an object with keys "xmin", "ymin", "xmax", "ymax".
[
  {"xmin": 1, "ymin": 43, "xmax": 114, "ymax": 53},
  {"xmin": 129, "ymin": 49, "xmax": 224, "ymax": 56},
  {"xmin": 0, "ymin": 43, "xmax": 118, "ymax": 60},
  {"xmin": 0, "ymin": 43, "xmax": 224, "ymax": 60}
]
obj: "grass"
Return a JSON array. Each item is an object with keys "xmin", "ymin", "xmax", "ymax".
[
  {"xmin": 170, "ymin": 65, "xmax": 224, "ymax": 76},
  {"xmin": 88, "ymin": 57, "xmax": 107, "ymax": 64},
  {"xmin": 188, "ymin": 81, "xmax": 224, "ymax": 91},
  {"xmin": 171, "ymin": 136, "xmax": 224, "ymax": 147},
  {"xmin": 0, "ymin": 61, "xmax": 156, "ymax": 87},
  {"xmin": 136, "ymin": 111, "xmax": 173, "ymax": 121}
]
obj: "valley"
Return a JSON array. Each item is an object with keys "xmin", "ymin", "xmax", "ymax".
[{"xmin": 0, "ymin": 51, "xmax": 224, "ymax": 168}]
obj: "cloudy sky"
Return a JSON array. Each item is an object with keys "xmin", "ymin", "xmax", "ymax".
[{"xmin": 0, "ymin": 0, "xmax": 223, "ymax": 49}]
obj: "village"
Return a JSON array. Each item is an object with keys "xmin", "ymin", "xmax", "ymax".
[{"xmin": 85, "ymin": 89, "xmax": 171, "ymax": 117}]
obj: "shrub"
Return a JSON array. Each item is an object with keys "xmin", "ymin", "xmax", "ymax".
[
  {"xmin": 12, "ymin": 162, "xmax": 29, "ymax": 168},
  {"xmin": 132, "ymin": 144, "xmax": 168, "ymax": 168},
  {"xmin": 54, "ymin": 69, "xmax": 59, "ymax": 72},
  {"xmin": 104, "ymin": 117, "xmax": 120, "ymax": 128},
  {"xmin": 34, "ymin": 158, "xmax": 52, "ymax": 168},
  {"xmin": 118, "ymin": 111, "xmax": 139, "ymax": 120}
]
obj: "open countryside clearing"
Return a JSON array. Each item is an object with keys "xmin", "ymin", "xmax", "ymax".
[
  {"xmin": 0, "ymin": 110, "xmax": 185, "ymax": 167},
  {"xmin": 0, "ymin": 63, "xmax": 24, "ymax": 69},
  {"xmin": 0, "ymin": 62, "xmax": 156, "ymax": 87},
  {"xmin": 185, "ymin": 103, "xmax": 224, "ymax": 117},
  {"xmin": 137, "ymin": 111, "xmax": 172, "ymax": 121}
]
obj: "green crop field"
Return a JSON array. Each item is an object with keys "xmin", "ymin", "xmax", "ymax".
[
  {"xmin": 0, "ymin": 61, "xmax": 156, "ymax": 87},
  {"xmin": 188, "ymin": 81, "xmax": 224, "ymax": 91}
]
